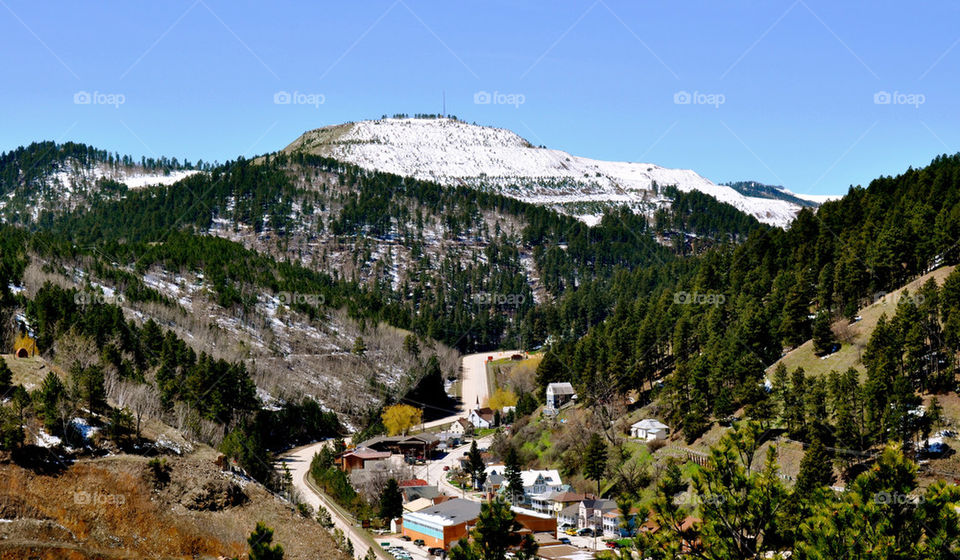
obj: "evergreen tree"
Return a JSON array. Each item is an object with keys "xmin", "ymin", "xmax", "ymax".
[
  {"xmin": 794, "ymin": 437, "xmax": 835, "ymax": 498},
  {"xmin": 467, "ymin": 440, "xmax": 486, "ymax": 490},
  {"xmin": 378, "ymin": 478, "xmax": 403, "ymax": 520},
  {"xmin": 584, "ymin": 433, "xmax": 608, "ymax": 496},
  {"xmin": 503, "ymin": 446, "xmax": 524, "ymax": 503},
  {"xmin": 247, "ymin": 522, "xmax": 284, "ymax": 560},
  {"xmin": 811, "ymin": 311, "xmax": 835, "ymax": 355},
  {"xmin": 353, "ymin": 336, "xmax": 367, "ymax": 356},
  {"xmin": 0, "ymin": 358, "xmax": 12, "ymax": 397}
]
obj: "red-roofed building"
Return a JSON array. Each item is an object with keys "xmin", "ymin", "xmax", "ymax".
[
  {"xmin": 338, "ymin": 447, "xmax": 392, "ymax": 472},
  {"xmin": 399, "ymin": 479, "xmax": 429, "ymax": 488}
]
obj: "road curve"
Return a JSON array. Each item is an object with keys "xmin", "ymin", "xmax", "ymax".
[
  {"xmin": 279, "ymin": 440, "xmax": 391, "ymax": 560},
  {"xmin": 281, "ymin": 350, "xmax": 520, "ymax": 558}
]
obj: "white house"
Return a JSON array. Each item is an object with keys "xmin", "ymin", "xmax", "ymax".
[
  {"xmin": 449, "ymin": 418, "xmax": 472, "ymax": 436},
  {"xmin": 630, "ymin": 419, "xmax": 670, "ymax": 441},
  {"xmin": 468, "ymin": 407, "xmax": 495, "ymax": 429},
  {"xmin": 545, "ymin": 382, "xmax": 576, "ymax": 410},
  {"xmin": 484, "ymin": 466, "xmax": 564, "ymax": 504}
]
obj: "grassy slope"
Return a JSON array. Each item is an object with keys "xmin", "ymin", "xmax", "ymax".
[{"xmin": 766, "ymin": 265, "xmax": 956, "ymax": 379}]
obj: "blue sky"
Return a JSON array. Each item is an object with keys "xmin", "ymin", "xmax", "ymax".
[{"xmin": 1, "ymin": 0, "xmax": 958, "ymax": 196}]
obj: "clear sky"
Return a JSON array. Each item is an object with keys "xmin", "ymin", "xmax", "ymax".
[{"xmin": 1, "ymin": 0, "xmax": 958, "ymax": 196}]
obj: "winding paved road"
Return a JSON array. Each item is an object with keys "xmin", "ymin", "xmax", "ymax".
[{"xmin": 280, "ymin": 350, "xmax": 518, "ymax": 558}]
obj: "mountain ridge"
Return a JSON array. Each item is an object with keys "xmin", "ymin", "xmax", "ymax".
[{"xmin": 285, "ymin": 117, "xmax": 825, "ymax": 227}]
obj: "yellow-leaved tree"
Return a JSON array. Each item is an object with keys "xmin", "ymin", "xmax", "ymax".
[
  {"xmin": 486, "ymin": 388, "xmax": 518, "ymax": 411},
  {"xmin": 382, "ymin": 404, "xmax": 423, "ymax": 436}
]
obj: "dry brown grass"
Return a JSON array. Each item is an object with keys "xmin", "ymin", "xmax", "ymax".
[{"xmin": 0, "ymin": 453, "xmax": 349, "ymax": 560}]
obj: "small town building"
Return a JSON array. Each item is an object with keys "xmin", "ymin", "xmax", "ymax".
[
  {"xmin": 578, "ymin": 499, "xmax": 617, "ymax": 531},
  {"xmin": 630, "ymin": 419, "xmax": 670, "ymax": 441},
  {"xmin": 545, "ymin": 383, "xmax": 576, "ymax": 410},
  {"xmin": 357, "ymin": 433, "xmax": 439, "ymax": 459},
  {"xmin": 449, "ymin": 418, "xmax": 472, "ymax": 435},
  {"xmin": 558, "ymin": 503, "xmax": 579, "ymax": 529},
  {"xmin": 403, "ymin": 497, "xmax": 435, "ymax": 513},
  {"xmin": 401, "ymin": 498, "xmax": 482, "ymax": 550},
  {"xmin": 402, "ymin": 485, "xmax": 441, "ymax": 503},
  {"xmin": 337, "ymin": 447, "xmax": 392, "ymax": 472},
  {"xmin": 468, "ymin": 407, "xmax": 495, "ymax": 429}
]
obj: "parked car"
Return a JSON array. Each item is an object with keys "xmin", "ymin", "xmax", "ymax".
[
  {"xmin": 606, "ymin": 541, "xmax": 619, "ymax": 549},
  {"xmin": 564, "ymin": 528, "xmax": 577, "ymax": 536},
  {"xmin": 401, "ymin": 535, "xmax": 412, "ymax": 541},
  {"xmin": 559, "ymin": 537, "xmax": 571, "ymax": 545},
  {"xmin": 577, "ymin": 528, "xmax": 594, "ymax": 537},
  {"xmin": 428, "ymin": 547, "xmax": 446, "ymax": 557},
  {"xmin": 414, "ymin": 539, "xmax": 425, "ymax": 546},
  {"xmin": 443, "ymin": 465, "xmax": 450, "ymax": 471}
]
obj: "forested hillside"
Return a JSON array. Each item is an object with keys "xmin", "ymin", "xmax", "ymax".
[{"xmin": 536, "ymin": 153, "xmax": 960, "ymax": 445}]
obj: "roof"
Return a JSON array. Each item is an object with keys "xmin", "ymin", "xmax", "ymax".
[
  {"xmin": 537, "ymin": 544, "xmax": 596, "ymax": 560},
  {"xmin": 631, "ymin": 418, "xmax": 670, "ymax": 431},
  {"xmin": 471, "ymin": 407, "xmax": 495, "ymax": 421},
  {"xmin": 581, "ymin": 499, "xmax": 617, "ymax": 511},
  {"xmin": 399, "ymin": 479, "xmax": 428, "ymax": 487},
  {"xmin": 403, "ymin": 498, "xmax": 482, "ymax": 527},
  {"xmin": 456, "ymin": 418, "xmax": 472, "ymax": 427},
  {"xmin": 403, "ymin": 497, "xmax": 434, "ymax": 512},
  {"xmin": 546, "ymin": 382, "xmax": 576, "ymax": 395},
  {"xmin": 549, "ymin": 491, "xmax": 587, "ymax": 503},
  {"xmin": 403, "ymin": 486, "xmax": 440, "ymax": 501},
  {"xmin": 483, "ymin": 467, "xmax": 562, "ymax": 489},
  {"xmin": 559, "ymin": 503, "xmax": 580, "ymax": 517},
  {"xmin": 343, "ymin": 447, "xmax": 391, "ymax": 460}
]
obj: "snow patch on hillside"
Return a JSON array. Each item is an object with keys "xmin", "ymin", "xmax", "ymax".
[{"xmin": 290, "ymin": 118, "xmax": 803, "ymax": 227}]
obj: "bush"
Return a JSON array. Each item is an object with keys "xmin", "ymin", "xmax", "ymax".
[{"xmin": 647, "ymin": 439, "xmax": 667, "ymax": 454}]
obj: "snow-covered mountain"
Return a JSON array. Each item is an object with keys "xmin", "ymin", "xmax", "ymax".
[{"xmin": 285, "ymin": 118, "xmax": 813, "ymax": 227}]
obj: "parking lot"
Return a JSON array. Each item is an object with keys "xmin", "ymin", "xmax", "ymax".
[
  {"xmin": 378, "ymin": 534, "xmax": 437, "ymax": 560},
  {"xmin": 558, "ymin": 528, "xmax": 619, "ymax": 552}
]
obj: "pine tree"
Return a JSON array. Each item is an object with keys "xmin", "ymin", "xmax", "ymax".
[
  {"xmin": 0, "ymin": 358, "xmax": 12, "ymax": 397},
  {"xmin": 353, "ymin": 336, "xmax": 367, "ymax": 356},
  {"xmin": 467, "ymin": 440, "xmax": 485, "ymax": 489},
  {"xmin": 247, "ymin": 522, "xmax": 284, "ymax": 560},
  {"xmin": 794, "ymin": 437, "xmax": 835, "ymax": 498},
  {"xmin": 503, "ymin": 446, "xmax": 524, "ymax": 503},
  {"xmin": 584, "ymin": 433, "xmax": 608, "ymax": 496},
  {"xmin": 379, "ymin": 478, "xmax": 403, "ymax": 520},
  {"xmin": 811, "ymin": 311, "xmax": 835, "ymax": 355}
]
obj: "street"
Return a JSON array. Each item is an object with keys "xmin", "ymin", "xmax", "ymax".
[{"xmin": 281, "ymin": 350, "xmax": 516, "ymax": 559}]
